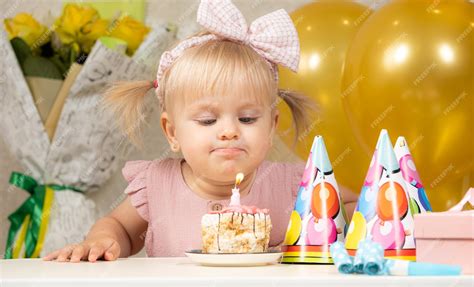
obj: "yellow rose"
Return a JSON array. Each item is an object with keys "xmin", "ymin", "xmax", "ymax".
[
  {"xmin": 4, "ymin": 13, "xmax": 49, "ymax": 48},
  {"xmin": 54, "ymin": 4, "xmax": 108, "ymax": 53},
  {"xmin": 109, "ymin": 15, "xmax": 150, "ymax": 55},
  {"xmin": 78, "ymin": 18, "xmax": 109, "ymax": 53}
]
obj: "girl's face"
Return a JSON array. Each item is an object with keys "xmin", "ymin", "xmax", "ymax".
[{"xmin": 161, "ymin": 91, "xmax": 279, "ymax": 184}]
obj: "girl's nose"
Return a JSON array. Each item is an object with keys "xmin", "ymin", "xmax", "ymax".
[{"xmin": 218, "ymin": 119, "xmax": 240, "ymax": 140}]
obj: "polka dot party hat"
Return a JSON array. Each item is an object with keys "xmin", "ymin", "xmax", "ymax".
[
  {"xmin": 281, "ymin": 135, "xmax": 349, "ymax": 264},
  {"xmin": 345, "ymin": 129, "xmax": 417, "ymax": 261}
]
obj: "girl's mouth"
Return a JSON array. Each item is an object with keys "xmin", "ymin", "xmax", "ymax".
[{"xmin": 212, "ymin": 148, "xmax": 245, "ymax": 156}]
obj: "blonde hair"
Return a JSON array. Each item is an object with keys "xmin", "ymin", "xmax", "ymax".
[{"xmin": 103, "ymin": 31, "xmax": 316, "ymax": 147}]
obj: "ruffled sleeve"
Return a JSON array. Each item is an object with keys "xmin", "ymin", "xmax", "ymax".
[{"xmin": 122, "ymin": 160, "xmax": 153, "ymax": 222}]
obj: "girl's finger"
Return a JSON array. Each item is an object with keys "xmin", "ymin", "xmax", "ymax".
[
  {"xmin": 88, "ymin": 243, "xmax": 106, "ymax": 262},
  {"xmin": 56, "ymin": 245, "xmax": 75, "ymax": 262},
  {"xmin": 42, "ymin": 249, "xmax": 61, "ymax": 261},
  {"xmin": 103, "ymin": 241, "xmax": 120, "ymax": 261},
  {"xmin": 70, "ymin": 245, "xmax": 87, "ymax": 263}
]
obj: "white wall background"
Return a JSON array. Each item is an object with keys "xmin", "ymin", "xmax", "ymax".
[{"xmin": 0, "ymin": 0, "xmax": 387, "ymax": 257}]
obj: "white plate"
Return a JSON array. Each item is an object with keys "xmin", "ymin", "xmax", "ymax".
[{"xmin": 185, "ymin": 250, "xmax": 283, "ymax": 267}]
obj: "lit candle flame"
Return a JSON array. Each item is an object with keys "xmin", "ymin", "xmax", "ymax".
[{"xmin": 235, "ymin": 173, "xmax": 244, "ymax": 188}]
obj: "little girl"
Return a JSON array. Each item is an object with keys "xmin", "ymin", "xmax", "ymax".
[{"xmin": 43, "ymin": 0, "xmax": 357, "ymax": 262}]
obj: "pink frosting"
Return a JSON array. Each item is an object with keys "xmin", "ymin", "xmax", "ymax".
[{"xmin": 209, "ymin": 205, "xmax": 269, "ymax": 215}]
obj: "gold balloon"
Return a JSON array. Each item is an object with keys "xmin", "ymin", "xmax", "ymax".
[
  {"xmin": 278, "ymin": 1, "xmax": 373, "ymax": 193},
  {"xmin": 341, "ymin": 0, "xmax": 473, "ymax": 211}
]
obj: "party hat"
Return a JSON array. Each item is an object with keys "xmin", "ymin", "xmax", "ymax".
[
  {"xmin": 282, "ymin": 135, "xmax": 349, "ymax": 264},
  {"xmin": 345, "ymin": 130, "xmax": 416, "ymax": 261},
  {"xmin": 394, "ymin": 137, "xmax": 432, "ymax": 214}
]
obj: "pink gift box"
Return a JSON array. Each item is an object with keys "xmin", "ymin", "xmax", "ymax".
[{"xmin": 414, "ymin": 210, "xmax": 474, "ymax": 274}]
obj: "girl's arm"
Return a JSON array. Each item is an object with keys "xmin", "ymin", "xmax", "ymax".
[
  {"xmin": 340, "ymin": 185, "xmax": 359, "ymax": 219},
  {"xmin": 90, "ymin": 196, "xmax": 148, "ymax": 257},
  {"xmin": 43, "ymin": 197, "xmax": 148, "ymax": 262}
]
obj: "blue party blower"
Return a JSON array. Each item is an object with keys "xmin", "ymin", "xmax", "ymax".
[
  {"xmin": 384, "ymin": 259, "xmax": 462, "ymax": 276},
  {"xmin": 330, "ymin": 240, "xmax": 462, "ymax": 276}
]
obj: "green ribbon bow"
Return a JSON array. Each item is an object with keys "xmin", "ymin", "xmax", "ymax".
[{"xmin": 4, "ymin": 172, "xmax": 83, "ymax": 259}]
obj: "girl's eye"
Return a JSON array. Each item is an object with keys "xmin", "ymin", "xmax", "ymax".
[
  {"xmin": 239, "ymin": 117, "xmax": 257, "ymax": 124},
  {"xmin": 197, "ymin": 119, "xmax": 216, "ymax": 126}
]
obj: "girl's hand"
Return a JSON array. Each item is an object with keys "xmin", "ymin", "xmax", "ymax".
[{"xmin": 42, "ymin": 237, "xmax": 121, "ymax": 263}]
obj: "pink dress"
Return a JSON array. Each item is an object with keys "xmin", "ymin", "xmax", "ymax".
[{"xmin": 122, "ymin": 158, "xmax": 304, "ymax": 257}]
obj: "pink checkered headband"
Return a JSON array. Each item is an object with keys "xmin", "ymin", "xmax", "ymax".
[{"xmin": 152, "ymin": 0, "xmax": 300, "ymax": 107}]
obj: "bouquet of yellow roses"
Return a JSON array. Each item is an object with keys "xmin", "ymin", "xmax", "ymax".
[
  {"xmin": 1, "ymin": 4, "xmax": 176, "ymax": 259},
  {"xmin": 3, "ymin": 4, "xmax": 165, "ymax": 139}
]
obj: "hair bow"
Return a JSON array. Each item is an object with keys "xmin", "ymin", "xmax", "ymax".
[{"xmin": 154, "ymin": 0, "xmax": 300, "ymax": 98}]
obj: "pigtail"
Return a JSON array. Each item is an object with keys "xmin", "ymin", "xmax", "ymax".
[
  {"xmin": 102, "ymin": 80, "xmax": 154, "ymax": 147},
  {"xmin": 277, "ymin": 89, "xmax": 318, "ymax": 147}
]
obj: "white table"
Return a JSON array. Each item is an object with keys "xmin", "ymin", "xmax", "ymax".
[{"xmin": 1, "ymin": 257, "xmax": 472, "ymax": 287}]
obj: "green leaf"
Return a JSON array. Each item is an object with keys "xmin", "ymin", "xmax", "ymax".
[
  {"xmin": 21, "ymin": 56, "xmax": 63, "ymax": 79},
  {"xmin": 49, "ymin": 55, "xmax": 68, "ymax": 76},
  {"xmin": 10, "ymin": 37, "xmax": 32, "ymax": 65},
  {"xmin": 69, "ymin": 45, "xmax": 78, "ymax": 67}
]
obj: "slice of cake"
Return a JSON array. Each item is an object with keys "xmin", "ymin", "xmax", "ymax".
[{"xmin": 201, "ymin": 206, "xmax": 272, "ymax": 253}]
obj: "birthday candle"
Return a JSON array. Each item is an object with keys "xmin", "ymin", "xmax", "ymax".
[{"xmin": 229, "ymin": 173, "xmax": 244, "ymax": 206}]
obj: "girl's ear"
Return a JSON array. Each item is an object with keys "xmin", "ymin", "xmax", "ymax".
[
  {"xmin": 273, "ymin": 109, "xmax": 280, "ymax": 129},
  {"xmin": 269, "ymin": 109, "xmax": 279, "ymax": 144},
  {"xmin": 160, "ymin": 112, "xmax": 180, "ymax": 152}
]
